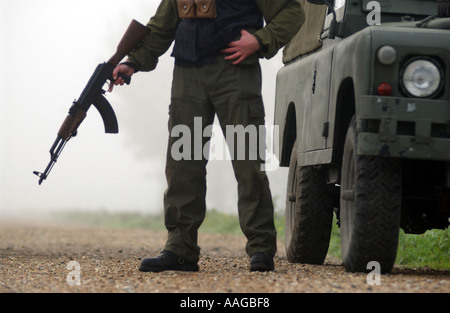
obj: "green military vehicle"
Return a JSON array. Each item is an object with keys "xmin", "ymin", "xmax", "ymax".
[{"xmin": 275, "ymin": 0, "xmax": 450, "ymax": 273}]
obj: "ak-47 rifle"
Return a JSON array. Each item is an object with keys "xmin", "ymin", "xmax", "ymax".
[{"xmin": 33, "ymin": 20, "xmax": 149, "ymax": 185}]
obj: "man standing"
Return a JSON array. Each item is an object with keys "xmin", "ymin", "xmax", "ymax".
[{"xmin": 111, "ymin": 0, "xmax": 305, "ymax": 272}]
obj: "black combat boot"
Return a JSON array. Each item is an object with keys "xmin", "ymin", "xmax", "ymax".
[
  {"xmin": 139, "ymin": 250, "xmax": 199, "ymax": 272},
  {"xmin": 249, "ymin": 252, "xmax": 275, "ymax": 272}
]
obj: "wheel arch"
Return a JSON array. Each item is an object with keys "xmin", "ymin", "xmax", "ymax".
[
  {"xmin": 331, "ymin": 77, "xmax": 356, "ymax": 169},
  {"xmin": 279, "ymin": 102, "xmax": 297, "ymax": 167}
]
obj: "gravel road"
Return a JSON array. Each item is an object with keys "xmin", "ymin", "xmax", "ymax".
[{"xmin": 1, "ymin": 220, "xmax": 449, "ymax": 294}]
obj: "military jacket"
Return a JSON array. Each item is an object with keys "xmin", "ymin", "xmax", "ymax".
[{"xmin": 128, "ymin": 0, "xmax": 305, "ymax": 71}]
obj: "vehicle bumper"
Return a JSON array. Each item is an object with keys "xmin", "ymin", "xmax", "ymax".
[{"xmin": 357, "ymin": 95, "xmax": 450, "ymax": 161}]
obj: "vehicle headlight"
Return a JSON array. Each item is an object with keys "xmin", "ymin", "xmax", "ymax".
[{"xmin": 401, "ymin": 59, "xmax": 442, "ymax": 98}]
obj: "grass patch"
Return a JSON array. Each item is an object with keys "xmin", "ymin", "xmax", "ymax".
[
  {"xmin": 51, "ymin": 209, "xmax": 284, "ymax": 236},
  {"xmin": 325, "ymin": 217, "xmax": 450, "ymax": 270},
  {"xmin": 51, "ymin": 210, "xmax": 166, "ymax": 231},
  {"xmin": 396, "ymin": 228, "xmax": 450, "ymax": 270},
  {"xmin": 51, "ymin": 209, "xmax": 450, "ymax": 270}
]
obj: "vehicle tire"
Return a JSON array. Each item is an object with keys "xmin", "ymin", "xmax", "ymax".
[
  {"xmin": 438, "ymin": 0, "xmax": 450, "ymax": 17},
  {"xmin": 285, "ymin": 141, "xmax": 334, "ymax": 264},
  {"xmin": 340, "ymin": 116, "xmax": 402, "ymax": 273}
]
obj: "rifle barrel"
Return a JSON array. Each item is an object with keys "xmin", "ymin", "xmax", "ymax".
[{"xmin": 33, "ymin": 136, "xmax": 70, "ymax": 184}]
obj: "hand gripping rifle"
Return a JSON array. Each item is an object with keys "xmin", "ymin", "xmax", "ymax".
[{"xmin": 33, "ymin": 20, "xmax": 149, "ymax": 185}]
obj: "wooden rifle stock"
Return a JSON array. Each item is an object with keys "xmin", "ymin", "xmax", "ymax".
[{"xmin": 108, "ymin": 19, "xmax": 150, "ymax": 66}]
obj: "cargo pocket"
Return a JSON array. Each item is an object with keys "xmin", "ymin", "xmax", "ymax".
[
  {"xmin": 248, "ymin": 99, "xmax": 266, "ymax": 163},
  {"xmin": 249, "ymin": 99, "xmax": 265, "ymax": 121}
]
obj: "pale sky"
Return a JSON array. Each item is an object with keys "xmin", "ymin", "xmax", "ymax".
[{"xmin": 0, "ymin": 0, "xmax": 289, "ymax": 218}]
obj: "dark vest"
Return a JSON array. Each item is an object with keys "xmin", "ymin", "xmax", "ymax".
[{"xmin": 171, "ymin": 0, "xmax": 263, "ymax": 67}]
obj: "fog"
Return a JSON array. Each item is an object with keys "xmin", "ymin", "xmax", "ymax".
[{"xmin": 0, "ymin": 0, "xmax": 289, "ymax": 219}]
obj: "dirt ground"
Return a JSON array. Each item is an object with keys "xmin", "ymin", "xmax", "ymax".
[{"xmin": 0, "ymin": 219, "xmax": 449, "ymax": 294}]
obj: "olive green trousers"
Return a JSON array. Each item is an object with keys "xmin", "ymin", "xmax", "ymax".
[{"xmin": 163, "ymin": 57, "xmax": 277, "ymax": 263}]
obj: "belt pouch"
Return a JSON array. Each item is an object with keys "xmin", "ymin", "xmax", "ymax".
[
  {"xmin": 195, "ymin": 0, "xmax": 217, "ymax": 18},
  {"xmin": 178, "ymin": 0, "xmax": 196, "ymax": 18}
]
